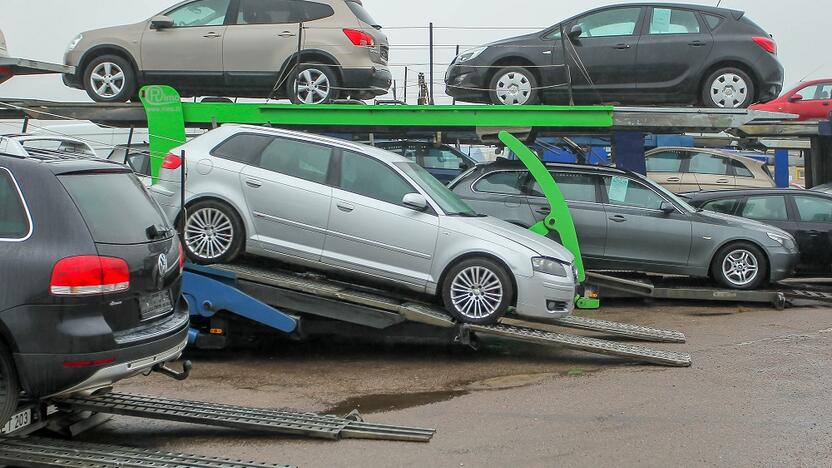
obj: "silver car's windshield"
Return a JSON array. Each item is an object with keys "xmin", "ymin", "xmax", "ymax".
[{"xmin": 395, "ymin": 162, "xmax": 479, "ymax": 216}]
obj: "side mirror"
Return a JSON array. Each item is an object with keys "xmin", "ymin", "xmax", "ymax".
[
  {"xmin": 403, "ymin": 193, "xmax": 428, "ymax": 211},
  {"xmin": 150, "ymin": 15, "xmax": 174, "ymax": 30},
  {"xmin": 568, "ymin": 25, "xmax": 583, "ymax": 40},
  {"xmin": 788, "ymin": 94, "xmax": 804, "ymax": 103},
  {"xmin": 660, "ymin": 201, "xmax": 676, "ymax": 215}
]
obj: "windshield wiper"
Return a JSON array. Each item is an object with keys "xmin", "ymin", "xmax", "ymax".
[{"xmin": 449, "ymin": 212, "xmax": 486, "ymax": 218}]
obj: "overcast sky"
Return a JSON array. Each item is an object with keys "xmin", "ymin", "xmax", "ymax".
[{"xmin": 1, "ymin": 0, "xmax": 830, "ymax": 104}]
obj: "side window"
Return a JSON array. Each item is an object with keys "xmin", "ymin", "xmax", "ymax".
[
  {"xmin": 701, "ymin": 198, "xmax": 739, "ymax": 215},
  {"xmin": 297, "ymin": 1, "xmax": 335, "ymax": 21},
  {"xmin": 340, "ymin": 151, "xmax": 414, "ymax": 205},
  {"xmin": 474, "ymin": 171, "xmax": 526, "ymax": 195},
  {"xmin": 730, "ymin": 159, "xmax": 754, "ymax": 178},
  {"xmin": 576, "ymin": 8, "xmax": 642, "ymax": 38},
  {"xmin": 211, "ymin": 133, "xmax": 271, "ymax": 165},
  {"xmin": 794, "ymin": 196, "xmax": 832, "ymax": 223},
  {"xmin": 167, "ymin": 0, "xmax": 231, "ymax": 27},
  {"xmin": 0, "ymin": 169, "xmax": 30, "ymax": 239},
  {"xmin": 649, "ymin": 8, "xmax": 700, "ymax": 34},
  {"xmin": 740, "ymin": 196, "xmax": 788, "ymax": 221},
  {"xmin": 819, "ymin": 84, "xmax": 832, "ymax": 100},
  {"xmin": 529, "ymin": 172, "xmax": 598, "ymax": 203},
  {"xmin": 796, "ymin": 85, "xmax": 819, "ymax": 100},
  {"xmin": 603, "ymin": 176, "xmax": 665, "ymax": 210},
  {"xmin": 703, "ymin": 14, "xmax": 724, "ymax": 30},
  {"xmin": 126, "ymin": 153, "xmax": 151, "ymax": 176},
  {"xmin": 423, "ymin": 148, "xmax": 462, "ymax": 170},
  {"xmin": 689, "ymin": 152, "xmax": 730, "ymax": 175},
  {"xmin": 237, "ymin": 0, "xmax": 295, "ymax": 24},
  {"xmin": 258, "ymin": 137, "xmax": 332, "ymax": 184},
  {"xmin": 646, "ymin": 151, "xmax": 684, "ymax": 173}
]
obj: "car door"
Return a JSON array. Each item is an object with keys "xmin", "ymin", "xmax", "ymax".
[
  {"xmin": 688, "ymin": 151, "xmax": 735, "ymax": 190},
  {"xmin": 323, "ymin": 150, "xmax": 440, "ymax": 288},
  {"xmin": 635, "ymin": 7, "xmax": 713, "ymax": 96},
  {"xmin": 789, "ymin": 194, "xmax": 832, "ymax": 274},
  {"xmin": 239, "ymin": 134, "xmax": 334, "ymax": 262},
  {"xmin": 141, "ymin": 0, "xmax": 231, "ymax": 85},
  {"xmin": 467, "ymin": 170, "xmax": 536, "ymax": 227},
  {"xmin": 737, "ymin": 193, "xmax": 796, "ymax": 234},
  {"xmin": 783, "ymin": 82, "xmax": 832, "ymax": 121},
  {"xmin": 565, "ymin": 6, "xmax": 645, "ymax": 100},
  {"xmin": 645, "ymin": 149, "xmax": 698, "ymax": 193},
  {"xmin": 222, "ymin": 0, "xmax": 305, "ymax": 88},
  {"xmin": 601, "ymin": 175, "xmax": 693, "ymax": 269},
  {"xmin": 526, "ymin": 171, "xmax": 607, "ymax": 261}
]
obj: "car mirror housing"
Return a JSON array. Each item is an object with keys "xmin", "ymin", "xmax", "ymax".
[
  {"xmin": 660, "ymin": 201, "xmax": 676, "ymax": 215},
  {"xmin": 402, "ymin": 193, "xmax": 428, "ymax": 211},
  {"xmin": 568, "ymin": 25, "xmax": 583, "ymax": 40},
  {"xmin": 788, "ymin": 94, "xmax": 804, "ymax": 103},
  {"xmin": 150, "ymin": 15, "xmax": 175, "ymax": 30}
]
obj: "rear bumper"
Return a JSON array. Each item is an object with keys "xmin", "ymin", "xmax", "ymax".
[
  {"xmin": 341, "ymin": 66, "xmax": 392, "ymax": 98},
  {"xmin": 62, "ymin": 72, "xmax": 82, "ymax": 90},
  {"xmin": 755, "ymin": 59, "xmax": 785, "ymax": 103}
]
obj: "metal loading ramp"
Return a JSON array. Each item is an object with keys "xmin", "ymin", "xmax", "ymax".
[
  {"xmin": 57, "ymin": 393, "xmax": 436, "ymax": 442},
  {"xmin": 0, "ymin": 437, "xmax": 293, "ymax": 468}
]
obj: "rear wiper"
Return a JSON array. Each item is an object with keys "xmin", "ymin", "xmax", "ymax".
[{"xmin": 146, "ymin": 224, "xmax": 175, "ymax": 240}]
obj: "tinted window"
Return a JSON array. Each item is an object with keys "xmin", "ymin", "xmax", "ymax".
[
  {"xmin": 168, "ymin": 0, "xmax": 231, "ymax": 27},
  {"xmin": 646, "ymin": 151, "xmax": 684, "ymax": 173},
  {"xmin": 211, "ymin": 133, "xmax": 271, "ymax": 164},
  {"xmin": 424, "ymin": 147, "xmax": 462, "ymax": 170},
  {"xmin": 529, "ymin": 172, "xmax": 597, "ymax": 203},
  {"xmin": 576, "ymin": 8, "xmax": 642, "ymax": 38},
  {"xmin": 235, "ymin": 0, "xmax": 333, "ymax": 24},
  {"xmin": 340, "ymin": 151, "xmax": 413, "ymax": 205},
  {"xmin": 730, "ymin": 159, "xmax": 753, "ymax": 178},
  {"xmin": 603, "ymin": 176, "xmax": 665, "ymax": 210},
  {"xmin": 346, "ymin": 1, "xmax": 379, "ymax": 27},
  {"xmin": 59, "ymin": 172, "xmax": 170, "ymax": 245},
  {"xmin": 0, "ymin": 169, "xmax": 30, "ymax": 239},
  {"xmin": 297, "ymin": 1, "xmax": 335, "ymax": 21},
  {"xmin": 741, "ymin": 196, "xmax": 788, "ymax": 221},
  {"xmin": 703, "ymin": 14, "xmax": 723, "ymax": 29},
  {"xmin": 701, "ymin": 198, "xmax": 739, "ymax": 215},
  {"xmin": 649, "ymin": 8, "xmax": 700, "ymax": 34},
  {"xmin": 258, "ymin": 137, "xmax": 332, "ymax": 184},
  {"xmin": 474, "ymin": 171, "xmax": 526, "ymax": 195},
  {"xmin": 794, "ymin": 196, "xmax": 832, "ymax": 223},
  {"xmin": 396, "ymin": 162, "xmax": 475, "ymax": 215},
  {"xmin": 126, "ymin": 152, "xmax": 151, "ymax": 176},
  {"xmin": 689, "ymin": 152, "xmax": 730, "ymax": 175}
]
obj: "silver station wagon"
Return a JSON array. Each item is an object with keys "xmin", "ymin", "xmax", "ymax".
[{"xmin": 150, "ymin": 126, "xmax": 577, "ymax": 324}]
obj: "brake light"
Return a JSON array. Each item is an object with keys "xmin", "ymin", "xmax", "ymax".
[
  {"xmin": 178, "ymin": 240, "xmax": 185, "ymax": 272},
  {"xmin": 63, "ymin": 358, "xmax": 115, "ymax": 368},
  {"xmin": 50, "ymin": 256, "xmax": 130, "ymax": 296},
  {"xmin": 161, "ymin": 153, "xmax": 182, "ymax": 170},
  {"xmin": 753, "ymin": 36, "xmax": 777, "ymax": 55},
  {"xmin": 343, "ymin": 29, "xmax": 375, "ymax": 47}
]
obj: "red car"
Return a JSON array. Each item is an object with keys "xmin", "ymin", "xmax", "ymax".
[{"xmin": 751, "ymin": 79, "xmax": 832, "ymax": 121}]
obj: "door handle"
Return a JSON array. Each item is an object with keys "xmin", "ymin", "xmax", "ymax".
[
  {"xmin": 278, "ymin": 31, "xmax": 297, "ymax": 37},
  {"xmin": 807, "ymin": 230, "xmax": 822, "ymax": 237},
  {"xmin": 337, "ymin": 203, "xmax": 355, "ymax": 213},
  {"xmin": 536, "ymin": 207, "xmax": 551, "ymax": 215},
  {"xmin": 613, "ymin": 43, "xmax": 631, "ymax": 50},
  {"xmin": 666, "ymin": 177, "xmax": 682, "ymax": 183},
  {"xmin": 609, "ymin": 215, "xmax": 627, "ymax": 223},
  {"xmin": 688, "ymin": 41, "xmax": 707, "ymax": 47},
  {"xmin": 203, "ymin": 32, "xmax": 222, "ymax": 39},
  {"xmin": 542, "ymin": 50, "xmax": 552, "ymax": 55},
  {"xmin": 245, "ymin": 179, "xmax": 262, "ymax": 188},
  {"xmin": 716, "ymin": 178, "xmax": 730, "ymax": 184}
]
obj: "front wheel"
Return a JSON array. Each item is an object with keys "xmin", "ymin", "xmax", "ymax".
[
  {"xmin": 702, "ymin": 67, "xmax": 755, "ymax": 109},
  {"xmin": 442, "ymin": 258, "xmax": 514, "ymax": 324},
  {"xmin": 489, "ymin": 67, "xmax": 539, "ymax": 106},
  {"xmin": 711, "ymin": 242, "xmax": 768, "ymax": 290},
  {"xmin": 83, "ymin": 55, "xmax": 137, "ymax": 103},
  {"xmin": 183, "ymin": 201, "xmax": 244, "ymax": 265},
  {"xmin": 287, "ymin": 65, "xmax": 338, "ymax": 104}
]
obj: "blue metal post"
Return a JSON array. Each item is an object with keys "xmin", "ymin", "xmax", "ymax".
[
  {"xmin": 774, "ymin": 148, "xmax": 790, "ymax": 188},
  {"xmin": 612, "ymin": 130, "xmax": 647, "ymax": 175}
]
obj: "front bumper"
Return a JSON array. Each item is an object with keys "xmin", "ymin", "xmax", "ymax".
[
  {"xmin": 444, "ymin": 64, "xmax": 490, "ymax": 103},
  {"xmin": 768, "ymin": 245, "xmax": 799, "ymax": 282},
  {"xmin": 341, "ymin": 66, "xmax": 392, "ymax": 98},
  {"xmin": 514, "ymin": 271, "xmax": 576, "ymax": 320}
]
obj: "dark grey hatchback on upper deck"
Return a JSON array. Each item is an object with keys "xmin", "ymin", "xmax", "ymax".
[{"xmin": 449, "ymin": 161, "xmax": 799, "ymax": 290}]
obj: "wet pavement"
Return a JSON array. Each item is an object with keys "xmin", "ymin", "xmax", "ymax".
[{"xmin": 79, "ymin": 299, "xmax": 832, "ymax": 467}]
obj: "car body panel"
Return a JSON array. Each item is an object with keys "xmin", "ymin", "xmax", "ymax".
[{"xmin": 751, "ymin": 79, "xmax": 832, "ymax": 121}]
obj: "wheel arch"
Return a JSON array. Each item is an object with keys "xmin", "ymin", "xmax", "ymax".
[
  {"xmin": 709, "ymin": 238, "xmax": 772, "ymax": 280},
  {"xmin": 700, "ymin": 59, "xmax": 761, "ymax": 103},
  {"xmin": 436, "ymin": 252, "xmax": 519, "ymax": 307},
  {"xmin": 78, "ymin": 45, "xmax": 140, "ymax": 80},
  {"xmin": 180, "ymin": 195, "xmax": 249, "ymax": 247},
  {"xmin": 277, "ymin": 49, "xmax": 343, "ymax": 90},
  {"xmin": 487, "ymin": 56, "xmax": 541, "ymax": 90}
]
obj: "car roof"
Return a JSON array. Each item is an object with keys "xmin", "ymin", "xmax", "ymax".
[
  {"xmin": 647, "ymin": 146, "xmax": 767, "ymax": 165},
  {"xmin": 0, "ymin": 151, "xmax": 125, "ymax": 175},
  {"xmin": 688, "ymin": 188, "xmax": 832, "ymax": 200},
  {"xmin": 574, "ymin": 3, "xmax": 743, "ymax": 20},
  {"xmin": 483, "ymin": 159, "xmax": 632, "ymax": 176}
]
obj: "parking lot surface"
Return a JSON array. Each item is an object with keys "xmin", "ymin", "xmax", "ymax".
[{"xmin": 88, "ymin": 300, "xmax": 832, "ymax": 467}]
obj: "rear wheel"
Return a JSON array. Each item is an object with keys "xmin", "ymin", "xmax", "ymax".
[
  {"xmin": 0, "ymin": 343, "xmax": 20, "ymax": 428},
  {"xmin": 711, "ymin": 242, "xmax": 768, "ymax": 290},
  {"xmin": 83, "ymin": 55, "xmax": 137, "ymax": 103},
  {"xmin": 183, "ymin": 201, "xmax": 244, "ymax": 264},
  {"xmin": 442, "ymin": 258, "xmax": 514, "ymax": 324},
  {"xmin": 287, "ymin": 65, "xmax": 338, "ymax": 104},
  {"xmin": 489, "ymin": 67, "xmax": 539, "ymax": 106},
  {"xmin": 702, "ymin": 67, "xmax": 755, "ymax": 109}
]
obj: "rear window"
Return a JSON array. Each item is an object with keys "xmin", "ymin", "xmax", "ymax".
[
  {"xmin": 59, "ymin": 172, "xmax": 171, "ymax": 245},
  {"xmin": 345, "ymin": 1, "xmax": 379, "ymax": 27},
  {"xmin": 0, "ymin": 168, "xmax": 30, "ymax": 239}
]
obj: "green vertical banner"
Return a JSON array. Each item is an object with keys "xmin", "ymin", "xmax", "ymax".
[{"xmin": 140, "ymin": 85, "xmax": 187, "ymax": 181}]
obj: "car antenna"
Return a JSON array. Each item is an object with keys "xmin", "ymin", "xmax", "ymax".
[{"xmin": 798, "ymin": 64, "xmax": 826, "ymax": 83}]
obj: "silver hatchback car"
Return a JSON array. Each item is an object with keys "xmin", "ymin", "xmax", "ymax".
[{"xmin": 150, "ymin": 126, "xmax": 577, "ymax": 324}]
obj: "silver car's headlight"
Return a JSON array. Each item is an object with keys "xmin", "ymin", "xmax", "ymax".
[
  {"xmin": 767, "ymin": 232, "xmax": 796, "ymax": 250},
  {"xmin": 455, "ymin": 46, "xmax": 487, "ymax": 63},
  {"xmin": 67, "ymin": 34, "xmax": 83, "ymax": 52},
  {"xmin": 532, "ymin": 257, "xmax": 569, "ymax": 277}
]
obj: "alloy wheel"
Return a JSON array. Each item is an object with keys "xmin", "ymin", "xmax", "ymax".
[
  {"xmin": 721, "ymin": 249, "xmax": 759, "ymax": 287},
  {"xmin": 295, "ymin": 68, "xmax": 332, "ymax": 104},
  {"xmin": 450, "ymin": 266, "xmax": 505, "ymax": 320},
  {"xmin": 185, "ymin": 208, "xmax": 234, "ymax": 260},
  {"xmin": 495, "ymin": 71, "xmax": 533, "ymax": 105},
  {"xmin": 710, "ymin": 73, "xmax": 748, "ymax": 108},
  {"xmin": 89, "ymin": 62, "xmax": 126, "ymax": 99}
]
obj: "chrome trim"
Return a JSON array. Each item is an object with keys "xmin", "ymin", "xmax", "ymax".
[
  {"xmin": 0, "ymin": 167, "xmax": 34, "ymax": 243},
  {"xmin": 326, "ymin": 229, "xmax": 433, "ymax": 260},
  {"xmin": 253, "ymin": 210, "xmax": 329, "ymax": 235}
]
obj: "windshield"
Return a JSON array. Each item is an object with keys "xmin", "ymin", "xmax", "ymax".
[
  {"xmin": 635, "ymin": 173, "xmax": 697, "ymax": 212},
  {"xmin": 395, "ymin": 162, "xmax": 478, "ymax": 216}
]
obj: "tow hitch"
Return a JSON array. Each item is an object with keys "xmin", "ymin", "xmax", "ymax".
[{"xmin": 152, "ymin": 360, "xmax": 192, "ymax": 381}]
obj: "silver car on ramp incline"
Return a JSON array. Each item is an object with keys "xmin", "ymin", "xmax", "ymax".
[{"xmin": 150, "ymin": 125, "xmax": 576, "ymax": 325}]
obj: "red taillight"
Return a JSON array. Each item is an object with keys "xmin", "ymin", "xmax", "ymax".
[
  {"xmin": 161, "ymin": 153, "xmax": 182, "ymax": 170},
  {"xmin": 343, "ymin": 28, "xmax": 375, "ymax": 47},
  {"xmin": 753, "ymin": 36, "xmax": 777, "ymax": 55},
  {"xmin": 178, "ymin": 240, "xmax": 185, "ymax": 272},
  {"xmin": 63, "ymin": 358, "xmax": 115, "ymax": 368},
  {"xmin": 50, "ymin": 256, "xmax": 130, "ymax": 296}
]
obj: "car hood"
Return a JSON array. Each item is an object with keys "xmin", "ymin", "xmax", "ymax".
[
  {"xmin": 444, "ymin": 215, "xmax": 575, "ymax": 264},
  {"xmin": 82, "ymin": 21, "xmax": 146, "ymax": 43},
  {"xmin": 483, "ymin": 32, "xmax": 541, "ymax": 48},
  {"xmin": 694, "ymin": 210, "xmax": 791, "ymax": 237}
]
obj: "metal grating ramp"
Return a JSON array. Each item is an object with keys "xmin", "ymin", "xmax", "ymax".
[
  {"xmin": 468, "ymin": 324, "xmax": 692, "ymax": 367},
  {"xmin": 785, "ymin": 289, "xmax": 832, "ymax": 304},
  {"xmin": 548, "ymin": 316, "xmax": 687, "ymax": 343},
  {"xmin": 0, "ymin": 436, "xmax": 293, "ymax": 468},
  {"xmin": 58, "ymin": 393, "xmax": 435, "ymax": 442}
]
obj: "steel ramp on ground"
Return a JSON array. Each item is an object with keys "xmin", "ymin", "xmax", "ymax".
[
  {"xmin": 547, "ymin": 316, "xmax": 687, "ymax": 343},
  {"xmin": 57, "ymin": 393, "xmax": 435, "ymax": 443},
  {"xmin": 468, "ymin": 324, "xmax": 692, "ymax": 367},
  {"xmin": 0, "ymin": 436, "xmax": 293, "ymax": 468}
]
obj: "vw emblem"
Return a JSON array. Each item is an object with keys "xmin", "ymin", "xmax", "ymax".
[{"xmin": 158, "ymin": 254, "xmax": 169, "ymax": 274}]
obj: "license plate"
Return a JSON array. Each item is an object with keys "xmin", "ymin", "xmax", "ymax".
[
  {"xmin": 1, "ymin": 408, "xmax": 32, "ymax": 435},
  {"xmin": 140, "ymin": 291, "xmax": 172, "ymax": 320}
]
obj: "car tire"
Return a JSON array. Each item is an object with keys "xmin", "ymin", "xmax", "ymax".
[
  {"xmin": 287, "ymin": 65, "xmax": 338, "ymax": 104},
  {"xmin": 711, "ymin": 242, "xmax": 768, "ymax": 290},
  {"xmin": 441, "ymin": 257, "xmax": 514, "ymax": 325},
  {"xmin": 489, "ymin": 67, "xmax": 540, "ymax": 106},
  {"xmin": 702, "ymin": 67, "xmax": 755, "ymax": 109},
  {"xmin": 183, "ymin": 200, "xmax": 245, "ymax": 265},
  {"xmin": 83, "ymin": 55, "xmax": 137, "ymax": 103},
  {"xmin": 0, "ymin": 343, "xmax": 20, "ymax": 429}
]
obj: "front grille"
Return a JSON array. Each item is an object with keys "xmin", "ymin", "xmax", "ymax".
[{"xmin": 380, "ymin": 45, "xmax": 389, "ymax": 62}]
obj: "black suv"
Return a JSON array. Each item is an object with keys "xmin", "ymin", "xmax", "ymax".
[
  {"xmin": 445, "ymin": 3, "xmax": 783, "ymax": 108},
  {"xmin": 0, "ymin": 153, "xmax": 189, "ymax": 424}
]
